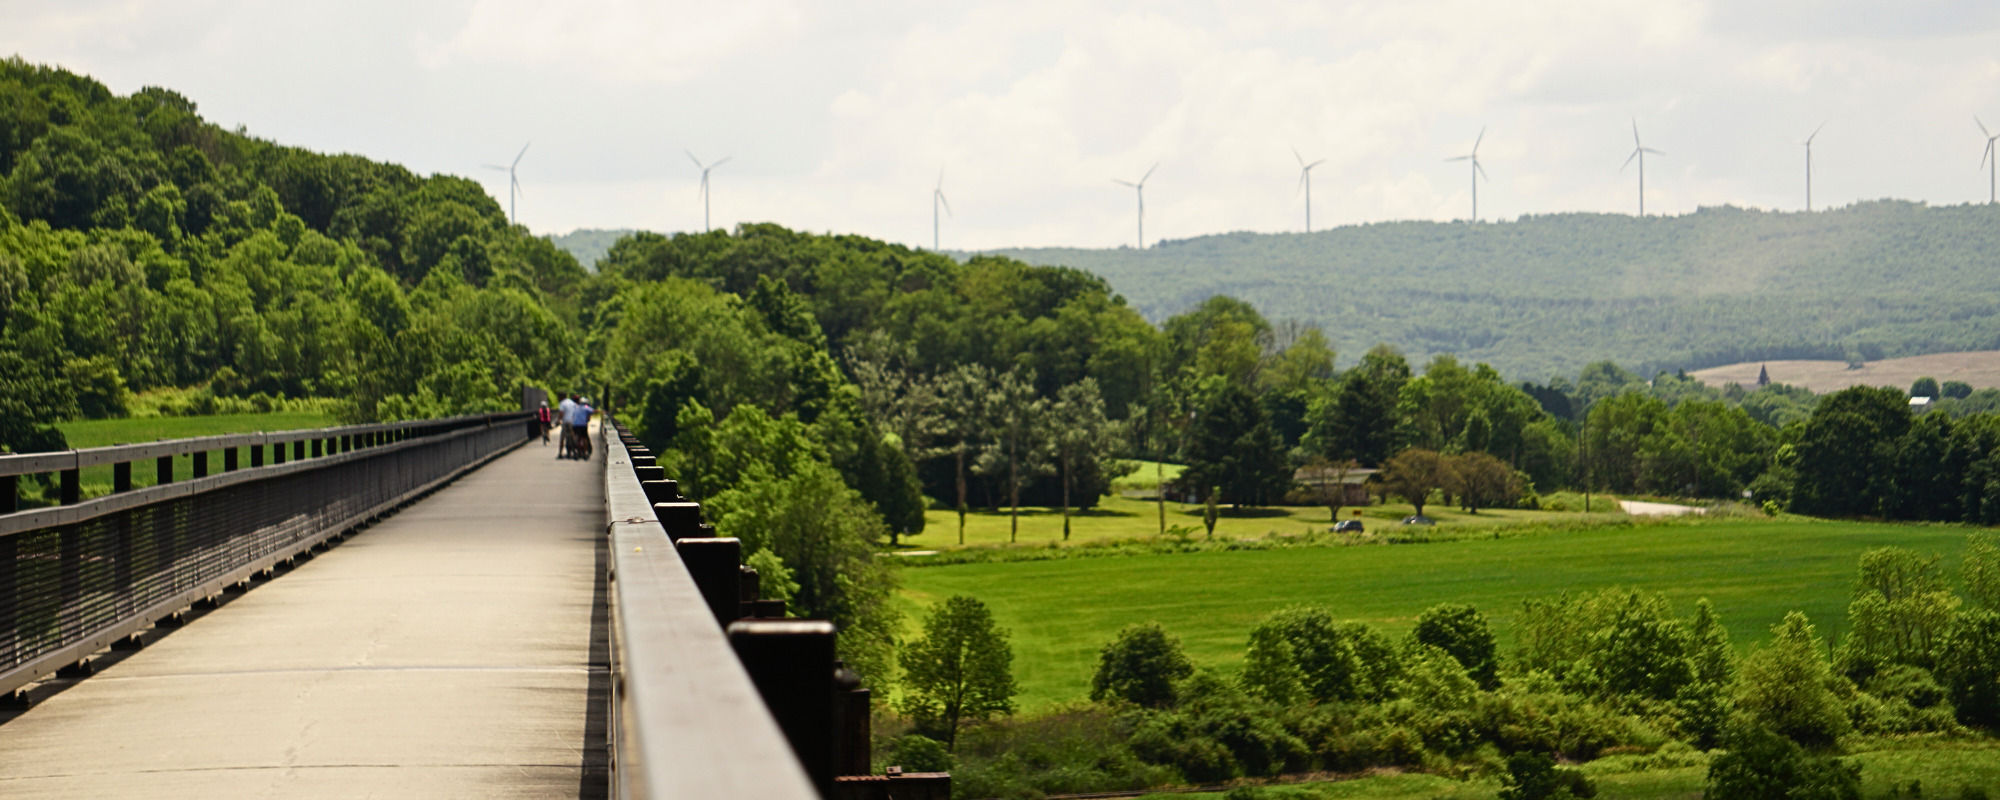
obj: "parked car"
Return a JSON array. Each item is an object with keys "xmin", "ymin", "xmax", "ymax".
[
  {"xmin": 1401, "ymin": 515, "xmax": 1436, "ymax": 526},
  {"xmin": 1334, "ymin": 519, "xmax": 1364, "ymax": 533}
]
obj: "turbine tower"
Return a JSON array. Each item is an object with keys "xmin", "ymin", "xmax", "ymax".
[
  {"xmin": 932, "ymin": 169, "xmax": 952, "ymax": 251},
  {"xmin": 1980, "ymin": 118, "xmax": 1999, "ymax": 204},
  {"xmin": 1803, "ymin": 123, "xmax": 1825, "ymax": 212},
  {"xmin": 1113, "ymin": 162, "xmax": 1159, "ymax": 249},
  {"xmin": 483, "ymin": 142, "xmax": 529, "ymax": 226},
  {"xmin": 687, "ymin": 150, "xmax": 731, "ymax": 233},
  {"xmin": 1444, "ymin": 127, "xmax": 1487, "ymax": 222},
  {"xmin": 1293, "ymin": 147, "xmax": 1326, "ymax": 233},
  {"xmin": 1622, "ymin": 120, "xmax": 1664, "ymax": 216}
]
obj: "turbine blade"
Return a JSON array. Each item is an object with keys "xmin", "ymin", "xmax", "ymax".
[
  {"xmin": 1472, "ymin": 125, "xmax": 1486, "ymax": 154},
  {"xmin": 713, "ymin": 156, "xmax": 732, "ymax": 169},
  {"xmin": 1476, "ymin": 161, "xmax": 1489, "ymax": 181},
  {"xmin": 1113, "ymin": 179, "xmax": 1137, "ymax": 187},
  {"xmin": 1296, "ymin": 172, "xmax": 1308, "ymax": 196},
  {"xmin": 1645, "ymin": 148, "xmax": 1665, "ymax": 156},
  {"xmin": 937, "ymin": 167, "xmax": 946, "ymax": 191},
  {"xmin": 1806, "ymin": 122, "xmax": 1825, "ymax": 145},
  {"xmin": 1307, "ymin": 159, "xmax": 1326, "ymax": 169},
  {"xmin": 1632, "ymin": 118, "xmax": 1641, "ymax": 147},
  {"xmin": 1445, "ymin": 155, "xmax": 1471, "ymax": 162},
  {"xmin": 1621, "ymin": 149, "xmax": 1640, "ymax": 172},
  {"xmin": 686, "ymin": 150, "xmax": 704, "ymax": 169},
  {"xmin": 483, "ymin": 164, "xmax": 508, "ymax": 171},
  {"xmin": 1984, "ymin": 141, "xmax": 1992, "ymax": 169},
  {"xmin": 513, "ymin": 142, "xmax": 530, "ymax": 168},
  {"xmin": 1293, "ymin": 146, "xmax": 1305, "ymax": 167},
  {"xmin": 1981, "ymin": 117, "xmax": 1993, "ymax": 138},
  {"xmin": 938, "ymin": 191, "xmax": 952, "ymax": 216},
  {"xmin": 1140, "ymin": 162, "xmax": 1159, "ymax": 185}
]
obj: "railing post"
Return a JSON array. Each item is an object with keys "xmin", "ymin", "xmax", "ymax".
[
  {"xmin": 729, "ymin": 619, "xmax": 839, "ymax": 796},
  {"xmin": 653, "ymin": 501, "xmax": 708, "ymax": 540},
  {"xmin": 675, "ymin": 537, "xmax": 742, "ymax": 627}
]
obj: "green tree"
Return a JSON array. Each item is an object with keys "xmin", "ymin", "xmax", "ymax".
[
  {"xmin": 1379, "ymin": 447, "xmax": 1450, "ymax": 517},
  {"xmin": 1791, "ymin": 386, "xmax": 1911, "ymax": 516},
  {"xmin": 1911, "ymin": 376, "xmax": 1940, "ymax": 400},
  {"xmin": 1181, "ymin": 383, "xmax": 1291, "ymax": 507},
  {"xmin": 1446, "ymin": 451, "xmax": 1522, "ymax": 513},
  {"xmin": 1304, "ymin": 344, "xmax": 1407, "ymax": 467},
  {"xmin": 1409, "ymin": 603, "xmax": 1499, "ymax": 689},
  {"xmin": 972, "ymin": 367, "xmax": 1051, "ymax": 543},
  {"xmin": 897, "ymin": 595, "xmax": 1016, "ymax": 749},
  {"xmin": 1498, "ymin": 751, "xmax": 1596, "ymax": 800},
  {"xmin": 1736, "ymin": 612, "xmax": 1849, "ymax": 746},
  {"xmin": 1936, "ymin": 607, "xmax": 2000, "ymax": 728},
  {"xmin": 1964, "ymin": 533, "xmax": 2000, "ymax": 610},
  {"xmin": 1051, "ymin": 378, "xmax": 1124, "ymax": 540},
  {"xmin": 936, "ymin": 363, "xmax": 993, "ymax": 545},
  {"xmin": 1240, "ymin": 623, "xmax": 1305, "ymax": 704},
  {"xmin": 1840, "ymin": 547, "xmax": 1960, "ymax": 674},
  {"xmin": 1090, "ymin": 622, "xmax": 1195, "ymax": 708}
]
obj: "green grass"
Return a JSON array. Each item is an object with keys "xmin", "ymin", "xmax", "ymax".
[
  {"xmin": 29, "ymin": 412, "xmax": 340, "ymax": 502},
  {"xmin": 901, "ymin": 494, "xmax": 1629, "ymax": 550},
  {"xmin": 56, "ymin": 412, "xmax": 337, "ymax": 449},
  {"xmin": 896, "ymin": 516, "xmax": 1981, "ymax": 712}
]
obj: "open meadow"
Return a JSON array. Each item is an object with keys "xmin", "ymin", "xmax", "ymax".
[
  {"xmin": 1691, "ymin": 349, "xmax": 2000, "ymax": 393},
  {"xmin": 895, "ymin": 515, "xmax": 1980, "ymax": 712},
  {"xmin": 35, "ymin": 412, "xmax": 339, "ymax": 502}
]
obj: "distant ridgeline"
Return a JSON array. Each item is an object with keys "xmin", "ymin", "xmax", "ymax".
[
  {"xmin": 983, "ymin": 202, "xmax": 2000, "ymax": 382},
  {"xmin": 546, "ymin": 228, "xmax": 635, "ymax": 272}
]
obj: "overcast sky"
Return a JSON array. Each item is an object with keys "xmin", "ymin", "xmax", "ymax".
[{"xmin": 8, "ymin": 0, "xmax": 2000, "ymax": 249}]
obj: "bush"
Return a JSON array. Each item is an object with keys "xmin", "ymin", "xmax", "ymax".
[
  {"xmin": 1091, "ymin": 622, "xmax": 1195, "ymax": 709},
  {"xmin": 1411, "ymin": 603, "xmax": 1500, "ymax": 689},
  {"xmin": 1735, "ymin": 612, "xmax": 1849, "ymax": 746},
  {"xmin": 1704, "ymin": 724, "xmax": 1861, "ymax": 800},
  {"xmin": 1937, "ymin": 608, "xmax": 2000, "ymax": 728},
  {"xmin": 884, "ymin": 734, "xmax": 951, "ymax": 772},
  {"xmin": 1498, "ymin": 751, "xmax": 1597, "ymax": 800}
]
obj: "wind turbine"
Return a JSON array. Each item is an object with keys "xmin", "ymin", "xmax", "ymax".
[
  {"xmin": 1980, "ymin": 118, "xmax": 1999, "ymax": 204},
  {"xmin": 1622, "ymin": 120, "xmax": 1664, "ymax": 216},
  {"xmin": 932, "ymin": 169, "xmax": 952, "ymax": 251},
  {"xmin": 1803, "ymin": 122, "xmax": 1825, "ymax": 211},
  {"xmin": 483, "ymin": 142, "xmax": 529, "ymax": 226},
  {"xmin": 687, "ymin": 150, "xmax": 731, "ymax": 233},
  {"xmin": 1113, "ymin": 162, "xmax": 1158, "ymax": 249},
  {"xmin": 1444, "ymin": 127, "xmax": 1487, "ymax": 222},
  {"xmin": 1293, "ymin": 148, "xmax": 1327, "ymax": 233}
]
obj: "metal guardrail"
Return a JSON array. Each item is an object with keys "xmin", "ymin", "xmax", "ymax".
[
  {"xmin": 601, "ymin": 422, "xmax": 820, "ymax": 800},
  {"xmin": 0, "ymin": 411, "xmax": 534, "ymax": 698}
]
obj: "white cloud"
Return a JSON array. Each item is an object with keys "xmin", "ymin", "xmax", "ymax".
[{"xmin": 4, "ymin": 0, "xmax": 2000, "ymax": 247}]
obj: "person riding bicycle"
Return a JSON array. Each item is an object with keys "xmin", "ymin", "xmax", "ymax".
[{"xmin": 566, "ymin": 396, "xmax": 594, "ymax": 461}]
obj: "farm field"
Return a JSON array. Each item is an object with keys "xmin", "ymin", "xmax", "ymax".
[
  {"xmin": 1691, "ymin": 349, "xmax": 2000, "ymax": 393},
  {"xmin": 37, "ymin": 412, "xmax": 340, "ymax": 502},
  {"xmin": 895, "ymin": 516, "xmax": 1980, "ymax": 712}
]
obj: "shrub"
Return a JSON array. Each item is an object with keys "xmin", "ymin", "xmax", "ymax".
[
  {"xmin": 1936, "ymin": 608, "xmax": 2000, "ymax": 729},
  {"xmin": 1704, "ymin": 724, "xmax": 1861, "ymax": 800},
  {"xmin": 1498, "ymin": 751, "xmax": 1597, "ymax": 800},
  {"xmin": 884, "ymin": 734, "xmax": 951, "ymax": 773},
  {"xmin": 1411, "ymin": 603, "xmax": 1500, "ymax": 689},
  {"xmin": 1091, "ymin": 622, "xmax": 1195, "ymax": 709},
  {"xmin": 1735, "ymin": 612, "xmax": 1849, "ymax": 746}
]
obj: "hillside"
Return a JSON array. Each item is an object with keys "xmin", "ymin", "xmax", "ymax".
[
  {"xmin": 983, "ymin": 202, "xmax": 2000, "ymax": 382},
  {"xmin": 546, "ymin": 227, "xmax": 634, "ymax": 271}
]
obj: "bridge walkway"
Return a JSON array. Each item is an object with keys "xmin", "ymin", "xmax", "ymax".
[{"xmin": 0, "ymin": 433, "xmax": 608, "ymax": 799}]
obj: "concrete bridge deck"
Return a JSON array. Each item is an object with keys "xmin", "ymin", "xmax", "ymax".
[{"xmin": 0, "ymin": 437, "xmax": 608, "ymax": 799}]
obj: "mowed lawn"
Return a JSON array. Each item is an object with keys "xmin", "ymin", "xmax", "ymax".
[
  {"xmin": 904, "ymin": 494, "xmax": 1629, "ymax": 549},
  {"xmin": 896, "ymin": 517, "xmax": 1981, "ymax": 711}
]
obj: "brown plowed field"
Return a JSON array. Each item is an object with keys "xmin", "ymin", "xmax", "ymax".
[{"xmin": 1691, "ymin": 351, "xmax": 2000, "ymax": 394}]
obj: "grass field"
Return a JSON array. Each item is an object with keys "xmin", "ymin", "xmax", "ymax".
[
  {"xmin": 896, "ymin": 516, "xmax": 1981, "ymax": 711},
  {"xmin": 31, "ymin": 412, "xmax": 339, "ymax": 502},
  {"xmin": 901, "ymin": 494, "xmax": 1630, "ymax": 550}
]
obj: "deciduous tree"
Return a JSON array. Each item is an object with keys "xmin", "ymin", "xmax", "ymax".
[{"xmin": 898, "ymin": 595, "xmax": 1016, "ymax": 749}]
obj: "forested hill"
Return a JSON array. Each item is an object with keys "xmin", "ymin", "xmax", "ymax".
[{"xmin": 983, "ymin": 202, "xmax": 2000, "ymax": 382}]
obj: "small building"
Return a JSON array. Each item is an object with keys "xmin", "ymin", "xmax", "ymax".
[
  {"xmin": 1291, "ymin": 465, "xmax": 1379, "ymax": 506},
  {"xmin": 1909, "ymin": 396, "xmax": 1934, "ymax": 413}
]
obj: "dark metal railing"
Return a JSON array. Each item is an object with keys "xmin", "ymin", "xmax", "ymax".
[
  {"xmin": 601, "ymin": 421, "xmax": 820, "ymax": 799},
  {"xmin": 0, "ymin": 412, "xmax": 534, "ymax": 697}
]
